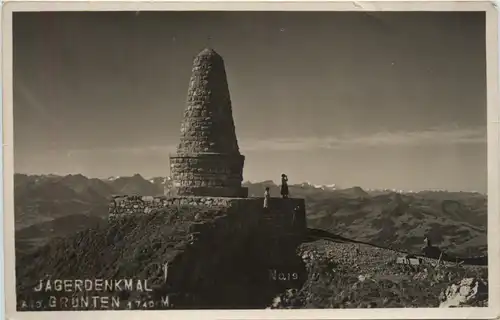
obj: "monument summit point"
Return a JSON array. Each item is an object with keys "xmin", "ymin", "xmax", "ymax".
[{"xmin": 169, "ymin": 48, "xmax": 248, "ymax": 198}]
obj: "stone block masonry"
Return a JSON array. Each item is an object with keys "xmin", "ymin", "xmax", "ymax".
[
  {"xmin": 169, "ymin": 154, "xmax": 247, "ymax": 197},
  {"xmin": 108, "ymin": 195, "xmax": 306, "ymax": 252},
  {"xmin": 177, "ymin": 49, "xmax": 239, "ymax": 155},
  {"xmin": 109, "ymin": 196, "xmax": 306, "ymax": 237},
  {"xmin": 169, "ymin": 48, "xmax": 247, "ymax": 198},
  {"xmin": 108, "ymin": 195, "xmax": 233, "ymax": 217}
]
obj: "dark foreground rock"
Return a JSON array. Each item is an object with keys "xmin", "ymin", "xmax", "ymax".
[{"xmin": 16, "ymin": 205, "xmax": 306, "ymax": 310}]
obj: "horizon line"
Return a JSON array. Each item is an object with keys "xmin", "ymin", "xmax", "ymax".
[{"xmin": 12, "ymin": 172, "xmax": 488, "ymax": 195}]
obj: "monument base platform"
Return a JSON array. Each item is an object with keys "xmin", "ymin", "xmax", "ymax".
[
  {"xmin": 109, "ymin": 195, "xmax": 306, "ymax": 239},
  {"xmin": 106, "ymin": 195, "xmax": 308, "ymax": 308}
]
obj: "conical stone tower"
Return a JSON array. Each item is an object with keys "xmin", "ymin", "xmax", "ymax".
[{"xmin": 169, "ymin": 48, "xmax": 248, "ymax": 198}]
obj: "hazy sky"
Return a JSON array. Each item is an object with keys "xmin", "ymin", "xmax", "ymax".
[{"xmin": 13, "ymin": 11, "xmax": 487, "ymax": 192}]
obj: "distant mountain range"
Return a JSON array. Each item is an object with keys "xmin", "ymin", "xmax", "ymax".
[{"xmin": 13, "ymin": 173, "xmax": 487, "ymax": 257}]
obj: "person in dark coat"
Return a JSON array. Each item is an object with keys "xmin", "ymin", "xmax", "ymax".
[{"xmin": 280, "ymin": 173, "xmax": 289, "ymax": 199}]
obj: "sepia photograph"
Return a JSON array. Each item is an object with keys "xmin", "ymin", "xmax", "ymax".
[{"xmin": 2, "ymin": 2, "xmax": 500, "ymax": 319}]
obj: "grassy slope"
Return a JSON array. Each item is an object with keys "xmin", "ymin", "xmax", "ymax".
[{"xmin": 303, "ymin": 189, "xmax": 487, "ymax": 257}]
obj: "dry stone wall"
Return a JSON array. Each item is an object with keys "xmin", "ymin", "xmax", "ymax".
[
  {"xmin": 108, "ymin": 195, "xmax": 307, "ymax": 266},
  {"xmin": 108, "ymin": 195, "xmax": 234, "ymax": 218},
  {"xmin": 109, "ymin": 196, "xmax": 305, "ymax": 231},
  {"xmin": 108, "ymin": 196, "xmax": 306, "ymax": 252}
]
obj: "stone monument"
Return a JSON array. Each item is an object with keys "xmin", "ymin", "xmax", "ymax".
[
  {"xmin": 169, "ymin": 48, "xmax": 248, "ymax": 198},
  {"xmin": 107, "ymin": 50, "xmax": 308, "ymax": 306}
]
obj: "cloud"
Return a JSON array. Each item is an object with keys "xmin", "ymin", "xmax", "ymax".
[
  {"xmin": 239, "ymin": 125, "xmax": 487, "ymax": 152},
  {"xmin": 65, "ymin": 125, "xmax": 487, "ymax": 156}
]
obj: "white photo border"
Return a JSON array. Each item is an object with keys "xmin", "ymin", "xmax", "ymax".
[{"xmin": 2, "ymin": 1, "xmax": 499, "ymax": 319}]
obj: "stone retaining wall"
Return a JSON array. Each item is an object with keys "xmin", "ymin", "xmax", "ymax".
[
  {"xmin": 109, "ymin": 196, "xmax": 305, "ymax": 228},
  {"xmin": 106, "ymin": 196, "xmax": 308, "ymax": 307},
  {"xmin": 109, "ymin": 195, "xmax": 306, "ymax": 262},
  {"xmin": 108, "ymin": 195, "xmax": 233, "ymax": 218},
  {"xmin": 108, "ymin": 196, "xmax": 306, "ymax": 243},
  {"xmin": 107, "ymin": 196, "xmax": 307, "ymax": 307}
]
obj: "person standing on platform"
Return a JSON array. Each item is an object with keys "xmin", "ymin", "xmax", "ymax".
[
  {"xmin": 280, "ymin": 173, "xmax": 289, "ymax": 199},
  {"xmin": 263, "ymin": 187, "xmax": 271, "ymax": 211}
]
